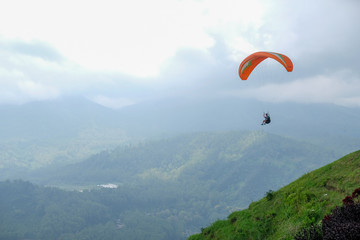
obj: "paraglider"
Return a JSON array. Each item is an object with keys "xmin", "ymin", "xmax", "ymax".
[
  {"xmin": 238, "ymin": 51, "xmax": 293, "ymax": 80},
  {"xmin": 238, "ymin": 51, "xmax": 293, "ymax": 125}
]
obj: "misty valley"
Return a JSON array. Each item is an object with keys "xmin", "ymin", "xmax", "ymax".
[
  {"xmin": 0, "ymin": 130, "xmax": 344, "ymax": 240},
  {"xmin": 1, "ymin": 98, "xmax": 360, "ymax": 240}
]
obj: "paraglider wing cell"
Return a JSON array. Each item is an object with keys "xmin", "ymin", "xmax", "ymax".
[{"xmin": 239, "ymin": 51, "xmax": 293, "ymax": 80}]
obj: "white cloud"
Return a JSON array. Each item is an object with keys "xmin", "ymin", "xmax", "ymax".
[
  {"xmin": 91, "ymin": 95, "xmax": 136, "ymax": 109},
  {"xmin": 228, "ymin": 71, "xmax": 360, "ymax": 107},
  {"xmin": 17, "ymin": 80, "xmax": 60, "ymax": 101},
  {"xmin": 0, "ymin": 0, "xmax": 266, "ymax": 78},
  {"xmin": 0, "ymin": 0, "xmax": 359, "ymax": 107}
]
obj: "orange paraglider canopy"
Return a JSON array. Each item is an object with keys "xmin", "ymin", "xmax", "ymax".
[{"xmin": 239, "ymin": 51, "xmax": 293, "ymax": 80}]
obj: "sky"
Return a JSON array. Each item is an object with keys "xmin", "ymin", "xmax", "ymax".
[{"xmin": 0, "ymin": 0, "xmax": 359, "ymax": 108}]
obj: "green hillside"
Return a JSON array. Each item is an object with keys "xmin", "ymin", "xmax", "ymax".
[{"xmin": 189, "ymin": 150, "xmax": 360, "ymax": 240}]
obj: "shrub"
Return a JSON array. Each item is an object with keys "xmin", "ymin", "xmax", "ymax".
[
  {"xmin": 322, "ymin": 203, "xmax": 360, "ymax": 239},
  {"xmin": 294, "ymin": 225, "xmax": 322, "ymax": 240},
  {"xmin": 265, "ymin": 190, "xmax": 274, "ymax": 201},
  {"xmin": 294, "ymin": 187, "xmax": 360, "ymax": 240}
]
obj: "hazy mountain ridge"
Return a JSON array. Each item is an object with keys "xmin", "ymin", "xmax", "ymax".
[
  {"xmin": 0, "ymin": 96, "xmax": 359, "ymax": 171},
  {"xmin": 0, "ymin": 98, "xmax": 130, "ymax": 170},
  {"xmin": 29, "ymin": 131, "xmax": 338, "ymax": 209}
]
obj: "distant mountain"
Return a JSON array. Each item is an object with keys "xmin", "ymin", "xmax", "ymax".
[
  {"xmin": 188, "ymin": 150, "xmax": 360, "ymax": 240},
  {"xmin": 0, "ymin": 97, "xmax": 119, "ymax": 140},
  {"xmin": 0, "ymin": 96, "xmax": 359, "ymax": 170},
  {"xmin": 1, "ymin": 96, "xmax": 360, "ymax": 141},
  {"xmin": 32, "ymin": 131, "xmax": 338, "ymax": 209},
  {"xmin": 0, "ymin": 97, "xmax": 130, "ymax": 170}
]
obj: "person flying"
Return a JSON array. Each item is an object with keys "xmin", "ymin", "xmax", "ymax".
[{"xmin": 261, "ymin": 112, "xmax": 271, "ymax": 125}]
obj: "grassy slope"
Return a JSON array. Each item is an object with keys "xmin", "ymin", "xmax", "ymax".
[{"xmin": 189, "ymin": 150, "xmax": 360, "ymax": 240}]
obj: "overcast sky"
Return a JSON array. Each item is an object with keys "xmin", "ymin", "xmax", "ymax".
[{"xmin": 0, "ymin": 0, "xmax": 359, "ymax": 108}]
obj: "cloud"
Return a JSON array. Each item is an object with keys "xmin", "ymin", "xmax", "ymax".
[
  {"xmin": 258, "ymin": 0, "xmax": 360, "ymax": 75},
  {"xmin": 0, "ymin": 38, "xmax": 80, "ymax": 103},
  {"xmin": 17, "ymin": 80, "xmax": 60, "ymax": 101},
  {"xmin": 0, "ymin": 39, "xmax": 63, "ymax": 62},
  {"xmin": 0, "ymin": 68, "xmax": 60, "ymax": 104},
  {"xmin": 91, "ymin": 95, "xmax": 136, "ymax": 109},
  {"xmin": 227, "ymin": 70, "xmax": 360, "ymax": 107},
  {"xmin": 0, "ymin": 0, "xmax": 268, "ymax": 77},
  {"xmin": 0, "ymin": 0, "xmax": 359, "ymax": 108},
  {"xmin": 0, "ymin": 0, "xmax": 217, "ymax": 77}
]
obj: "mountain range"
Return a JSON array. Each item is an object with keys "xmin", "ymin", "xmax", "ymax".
[
  {"xmin": 0, "ymin": 96, "xmax": 359, "ymax": 172},
  {"xmin": 23, "ymin": 130, "xmax": 340, "ymax": 223}
]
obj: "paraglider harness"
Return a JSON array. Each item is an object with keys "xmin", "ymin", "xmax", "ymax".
[{"xmin": 261, "ymin": 112, "xmax": 271, "ymax": 125}]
